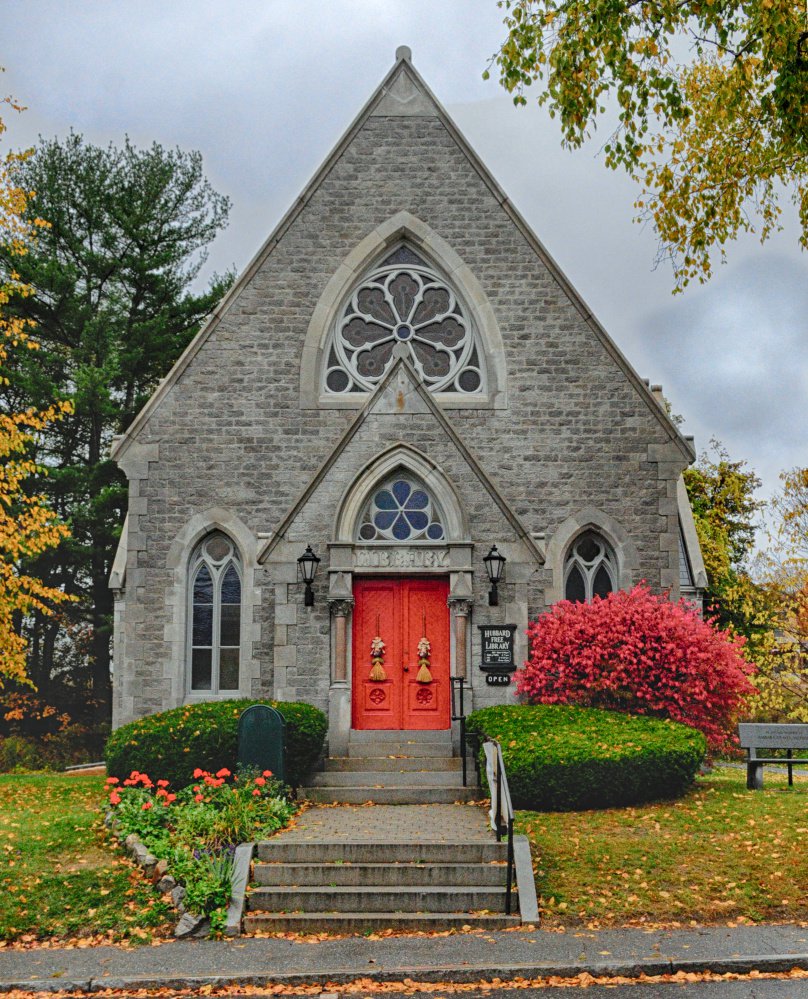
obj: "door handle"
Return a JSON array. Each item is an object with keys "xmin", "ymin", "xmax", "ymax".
[{"xmin": 403, "ymin": 665, "xmax": 410, "ymax": 672}]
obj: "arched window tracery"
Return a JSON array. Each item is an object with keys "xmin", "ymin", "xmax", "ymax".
[
  {"xmin": 323, "ymin": 246, "xmax": 486, "ymax": 396},
  {"xmin": 564, "ymin": 531, "xmax": 617, "ymax": 603},
  {"xmin": 356, "ymin": 474, "xmax": 446, "ymax": 543},
  {"xmin": 188, "ymin": 532, "xmax": 242, "ymax": 693}
]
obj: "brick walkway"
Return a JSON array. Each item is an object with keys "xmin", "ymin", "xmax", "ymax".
[{"xmin": 274, "ymin": 802, "xmax": 493, "ymax": 843}]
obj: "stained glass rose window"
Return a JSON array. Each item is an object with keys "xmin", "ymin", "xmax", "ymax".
[
  {"xmin": 324, "ymin": 246, "xmax": 485, "ymax": 395},
  {"xmin": 357, "ymin": 476, "xmax": 445, "ymax": 543}
]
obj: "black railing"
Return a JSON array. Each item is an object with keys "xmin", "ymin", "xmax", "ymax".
[
  {"xmin": 450, "ymin": 676, "xmax": 468, "ymax": 786},
  {"xmin": 484, "ymin": 737, "xmax": 516, "ymax": 915}
]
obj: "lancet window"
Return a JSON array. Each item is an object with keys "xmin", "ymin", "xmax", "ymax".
[{"xmin": 188, "ymin": 533, "xmax": 242, "ymax": 693}]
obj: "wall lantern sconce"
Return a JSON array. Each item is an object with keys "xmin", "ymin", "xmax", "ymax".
[
  {"xmin": 483, "ymin": 545, "xmax": 506, "ymax": 607},
  {"xmin": 297, "ymin": 545, "xmax": 321, "ymax": 607}
]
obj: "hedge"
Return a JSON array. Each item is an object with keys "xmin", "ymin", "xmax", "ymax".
[
  {"xmin": 466, "ymin": 703, "xmax": 706, "ymax": 811},
  {"xmin": 105, "ymin": 699, "xmax": 327, "ymax": 789}
]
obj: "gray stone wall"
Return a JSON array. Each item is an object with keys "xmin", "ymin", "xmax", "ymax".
[{"xmin": 111, "ymin": 102, "xmax": 688, "ymax": 728}]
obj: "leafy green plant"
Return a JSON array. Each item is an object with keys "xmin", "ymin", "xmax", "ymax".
[
  {"xmin": 467, "ymin": 704, "xmax": 706, "ymax": 811},
  {"xmin": 105, "ymin": 766, "xmax": 296, "ymax": 926},
  {"xmin": 105, "ymin": 699, "xmax": 326, "ymax": 789}
]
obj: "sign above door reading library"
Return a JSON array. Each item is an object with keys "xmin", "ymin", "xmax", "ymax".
[
  {"xmin": 353, "ymin": 547, "xmax": 450, "ymax": 570},
  {"xmin": 478, "ymin": 624, "xmax": 517, "ymax": 672}
]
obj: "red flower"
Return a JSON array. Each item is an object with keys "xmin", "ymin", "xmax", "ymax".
[
  {"xmin": 216, "ymin": 768, "xmax": 231, "ymax": 778},
  {"xmin": 105, "ymin": 776, "xmax": 120, "ymax": 786},
  {"xmin": 253, "ymin": 777, "xmax": 266, "ymax": 787},
  {"xmin": 156, "ymin": 779, "xmax": 169, "ymax": 788},
  {"xmin": 262, "ymin": 770, "xmax": 273, "ymax": 778},
  {"xmin": 193, "ymin": 768, "xmax": 206, "ymax": 779},
  {"xmin": 141, "ymin": 801, "xmax": 152, "ymax": 811},
  {"xmin": 194, "ymin": 794, "xmax": 204, "ymax": 803},
  {"xmin": 109, "ymin": 791, "xmax": 121, "ymax": 806},
  {"xmin": 252, "ymin": 789, "xmax": 261, "ymax": 797}
]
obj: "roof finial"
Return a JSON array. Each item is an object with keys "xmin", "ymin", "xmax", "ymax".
[{"xmin": 395, "ymin": 45, "xmax": 412, "ymax": 63}]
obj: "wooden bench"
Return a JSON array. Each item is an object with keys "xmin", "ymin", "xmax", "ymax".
[{"xmin": 737, "ymin": 723, "xmax": 808, "ymax": 789}]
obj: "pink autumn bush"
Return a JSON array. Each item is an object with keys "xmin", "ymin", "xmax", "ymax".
[{"xmin": 515, "ymin": 584, "xmax": 755, "ymax": 751}]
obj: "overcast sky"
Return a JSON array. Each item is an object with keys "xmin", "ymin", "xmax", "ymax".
[{"xmin": 3, "ymin": 0, "xmax": 806, "ymax": 514}]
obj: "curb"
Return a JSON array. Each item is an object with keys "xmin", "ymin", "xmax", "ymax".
[{"xmin": 3, "ymin": 953, "xmax": 808, "ymax": 993}]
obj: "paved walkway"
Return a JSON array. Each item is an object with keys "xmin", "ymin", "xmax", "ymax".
[
  {"xmin": 279, "ymin": 802, "xmax": 493, "ymax": 843},
  {"xmin": 3, "ymin": 924, "xmax": 808, "ymax": 991}
]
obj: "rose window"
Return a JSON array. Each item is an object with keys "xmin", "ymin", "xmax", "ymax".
[
  {"xmin": 323, "ymin": 246, "xmax": 485, "ymax": 395},
  {"xmin": 357, "ymin": 476, "xmax": 445, "ymax": 543}
]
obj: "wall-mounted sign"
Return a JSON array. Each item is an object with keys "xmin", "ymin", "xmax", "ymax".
[
  {"xmin": 478, "ymin": 624, "xmax": 517, "ymax": 672},
  {"xmin": 485, "ymin": 672, "xmax": 512, "ymax": 687}
]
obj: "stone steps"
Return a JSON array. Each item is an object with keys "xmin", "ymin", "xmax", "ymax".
[
  {"xmin": 245, "ymin": 832, "xmax": 520, "ymax": 935},
  {"xmin": 302, "ymin": 728, "xmax": 473, "ymax": 805}
]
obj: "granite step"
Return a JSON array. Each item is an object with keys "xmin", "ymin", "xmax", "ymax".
[
  {"xmin": 300, "ymin": 785, "xmax": 479, "ymax": 804},
  {"xmin": 242, "ymin": 911, "xmax": 521, "ymax": 933},
  {"xmin": 255, "ymin": 841, "xmax": 508, "ymax": 864},
  {"xmin": 348, "ymin": 729, "xmax": 452, "ymax": 744},
  {"xmin": 247, "ymin": 884, "xmax": 509, "ymax": 913},
  {"xmin": 346, "ymin": 742, "xmax": 455, "ymax": 758},
  {"xmin": 308, "ymin": 769, "xmax": 465, "ymax": 787},
  {"xmin": 324, "ymin": 754, "xmax": 463, "ymax": 772},
  {"xmin": 253, "ymin": 861, "xmax": 505, "ymax": 887}
]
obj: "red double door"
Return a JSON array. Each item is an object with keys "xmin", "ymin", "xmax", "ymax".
[{"xmin": 352, "ymin": 577, "xmax": 451, "ymax": 730}]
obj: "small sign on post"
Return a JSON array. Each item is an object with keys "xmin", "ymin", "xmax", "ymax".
[{"xmin": 238, "ymin": 704, "xmax": 286, "ymax": 782}]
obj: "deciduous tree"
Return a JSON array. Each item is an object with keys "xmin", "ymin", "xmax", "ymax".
[
  {"xmin": 489, "ymin": 0, "xmax": 808, "ymax": 288},
  {"xmin": 0, "ymin": 133, "xmax": 231, "ymax": 719},
  {"xmin": 0, "ymin": 94, "xmax": 72, "ymax": 685}
]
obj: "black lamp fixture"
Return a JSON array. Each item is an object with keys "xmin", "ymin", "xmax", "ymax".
[
  {"xmin": 483, "ymin": 545, "xmax": 506, "ymax": 606},
  {"xmin": 297, "ymin": 545, "xmax": 321, "ymax": 607}
]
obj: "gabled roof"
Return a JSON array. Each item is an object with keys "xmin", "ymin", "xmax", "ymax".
[
  {"xmin": 111, "ymin": 46, "xmax": 694, "ymax": 465},
  {"xmin": 257, "ymin": 353, "xmax": 545, "ymax": 564}
]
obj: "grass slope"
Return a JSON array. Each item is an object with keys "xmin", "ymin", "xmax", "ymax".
[
  {"xmin": 0, "ymin": 774, "xmax": 172, "ymax": 943},
  {"xmin": 524, "ymin": 765, "xmax": 808, "ymax": 927}
]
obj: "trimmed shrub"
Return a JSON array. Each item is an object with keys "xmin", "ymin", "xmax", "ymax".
[
  {"xmin": 105, "ymin": 699, "xmax": 326, "ymax": 789},
  {"xmin": 517, "ymin": 584, "xmax": 755, "ymax": 751},
  {"xmin": 466, "ymin": 703, "xmax": 706, "ymax": 810}
]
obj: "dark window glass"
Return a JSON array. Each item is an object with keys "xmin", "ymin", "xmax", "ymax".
[
  {"xmin": 577, "ymin": 536, "xmax": 600, "ymax": 562},
  {"xmin": 193, "ymin": 565, "xmax": 213, "ymax": 603},
  {"xmin": 192, "ymin": 603, "xmax": 213, "ymax": 646},
  {"xmin": 219, "ymin": 648, "xmax": 239, "ymax": 691},
  {"xmin": 220, "ymin": 604, "xmax": 241, "ymax": 647},
  {"xmin": 593, "ymin": 565, "xmax": 614, "ymax": 599},
  {"xmin": 220, "ymin": 564, "xmax": 241, "ymax": 604},
  {"xmin": 191, "ymin": 648, "xmax": 212, "ymax": 690},
  {"xmin": 565, "ymin": 565, "xmax": 586, "ymax": 603}
]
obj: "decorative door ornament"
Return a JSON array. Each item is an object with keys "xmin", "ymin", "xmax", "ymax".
[
  {"xmin": 416, "ymin": 613, "xmax": 433, "ymax": 684},
  {"xmin": 369, "ymin": 616, "xmax": 387, "ymax": 681}
]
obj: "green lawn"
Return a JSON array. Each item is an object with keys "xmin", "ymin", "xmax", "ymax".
[
  {"xmin": 521, "ymin": 764, "xmax": 808, "ymax": 927},
  {"xmin": 0, "ymin": 774, "xmax": 172, "ymax": 943}
]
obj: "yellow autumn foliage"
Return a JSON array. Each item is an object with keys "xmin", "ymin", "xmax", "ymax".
[{"xmin": 0, "ymin": 87, "xmax": 73, "ymax": 686}]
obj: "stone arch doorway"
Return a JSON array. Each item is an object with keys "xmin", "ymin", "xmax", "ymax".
[{"xmin": 329, "ymin": 446, "xmax": 471, "ymax": 735}]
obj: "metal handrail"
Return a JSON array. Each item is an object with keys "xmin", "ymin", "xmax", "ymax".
[
  {"xmin": 484, "ymin": 737, "xmax": 516, "ymax": 915},
  {"xmin": 450, "ymin": 676, "xmax": 468, "ymax": 786}
]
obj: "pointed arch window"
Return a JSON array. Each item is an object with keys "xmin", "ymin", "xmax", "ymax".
[
  {"xmin": 323, "ymin": 245, "xmax": 486, "ymax": 396},
  {"xmin": 356, "ymin": 474, "xmax": 446, "ymax": 543},
  {"xmin": 188, "ymin": 533, "xmax": 242, "ymax": 693},
  {"xmin": 564, "ymin": 531, "xmax": 617, "ymax": 603}
]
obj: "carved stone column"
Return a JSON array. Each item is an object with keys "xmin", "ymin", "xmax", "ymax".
[
  {"xmin": 330, "ymin": 598, "xmax": 354, "ymax": 683},
  {"xmin": 448, "ymin": 598, "xmax": 472, "ymax": 680}
]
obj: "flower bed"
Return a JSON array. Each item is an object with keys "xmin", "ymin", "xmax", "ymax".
[{"xmin": 106, "ymin": 766, "xmax": 295, "ymax": 935}]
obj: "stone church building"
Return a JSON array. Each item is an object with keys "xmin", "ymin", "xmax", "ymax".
[{"xmin": 109, "ymin": 48, "xmax": 706, "ymax": 752}]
